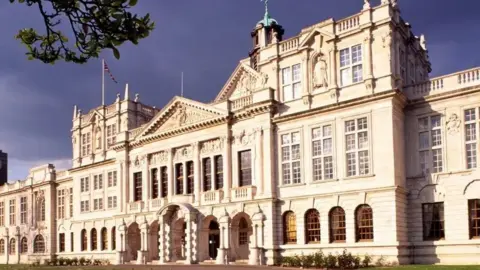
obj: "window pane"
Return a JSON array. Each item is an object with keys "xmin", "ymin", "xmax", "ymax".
[
  {"xmin": 352, "ymin": 65, "xmax": 363, "ymax": 83},
  {"xmin": 283, "ymin": 85, "xmax": 293, "ymax": 101},
  {"xmin": 323, "ymin": 125, "xmax": 332, "ymax": 137},
  {"xmin": 465, "ymin": 109, "xmax": 476, "ymax": 122},
  {"xmin": 291, "ymin": 145, "xmax": 300, "ymax": 160},
  {"xmin": 340, "ymin": 48, "xmax": 350, "ymax": 67},
  {"xmin": 281, "ymin": 146, "xmax": 290, "ymax": 162},
  {"xmin": 313, "ymin": 158, "xmax": 322, "ymax": 181},
  {"xmin": 340, "ymin": 68, "xmax": 350, "ymax": 86},
  {"xmin": 419, "ymin": 132, "xmax": 430, "ymax": 149},
  {"xmin": 358, "ymin": 132, "xmax": 368, "ymax": 149},
  {"xmin": 432, "ymin": 149, "xmax": 443, "ymax": 173},
  {"xmin": 292, "ymin": 161, "xmax": 301, "ymax": 184},
  {"xmin": 345, "ymin": 120, "xmax": 356, "ymax": 132},
  {"xmin": 466, "ymin": 124, "xmax": 477, "ymax": 141},
  {"xmin": 281, "ymin": 134, "xmax": 290, "ymax": 145},
  {"xmin": 431, "ymin": 130, "xmax": 442, "ymax": 146},
  {"xmin": 312, "ymin": 141, "xmax": 322, "ymax": 157},
  {"xmin": 351, "ymin": 45, "xmax": 362, "ymax": 64},
  {"xmin": 282, "ymin": 164, "xmax": 291, "ymax": 185},
  {"xmin": 323, "ymin": 138, "xmax": 332, "ymax": 155},
  {"xmin": 291, "ymin": 132, "xmax": 301, "ymax": 144},
  {"xmin": 324, "ymin": 156, "xmax": 334, "ymax": 179},
  {"xmin": 431, "ymin": 115, "xmax": 441, "ymax": 128},
  {"xmin": 312, "ymin": 128, "xmax": 321, "ymax": 140},
  {"xmin": 466, "ymin": 143, "xmax": 477, "ymax": 169},
  {"xmin": 359, "ymin": 150, "xmax": 369, "ymax": 175},
  {"xmin": 347, "ymin": 153, "xmax": 356, "ymax": 176},
  {"xmin": 292, "ymin": 64, "xmax": 301, "ymax": 81},
  {"xmin": 346, "ymin": 134, "xmax": 356, "ymax": 151},
  {"xmin": 282, "ymin": 67, "xmax": 291, "ymax": 84},
  {"xmin": 292, "ymin": 82, "xmax": 302, "ymax": 99},
  {"xmin": 418, "ymin": 117, "xmax": 429, "ymax": 130}
]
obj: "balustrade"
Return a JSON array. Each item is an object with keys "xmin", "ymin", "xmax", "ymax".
[{"xmin": 231, "ymin": 186, "xmax": 257, "ymax": 202}]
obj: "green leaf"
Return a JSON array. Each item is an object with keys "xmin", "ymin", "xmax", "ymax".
[
  {"xmin": 129, "ymin": 0, "xmax": 138, "ymax": 7},
  {"xmin": 112, "ymin": 47, "xmax": 120, "ymax": 59}
]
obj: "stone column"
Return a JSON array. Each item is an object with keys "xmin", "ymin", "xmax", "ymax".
[
  {"xmin": 15, "ymin": 230, "xmax": 20, "ymax": 264},
  {"xmin": 254, "ymin": 128, "xmax": 263, "ymax": 195},
  {"xmin": 193, "ymin": 142, "xmax": 201, "ymax": 203},
  {"xmin": 222, "ymin": 136, "xmax": 232, "ymax": 202},
  {"xmin": 249, "ymin": 212, "xmax": 265, "ymax": 266},
  {"xmin": 116, "ymin": 223, "xmax": 126, "ymax": 265},
  {"xmin": 363, "ymin": 31, "xmax": 374, "ymax": 92},
  {"xmin": 137, "ymin": 222, "xmax": 148, "ymax": 264},
  {"xmin": 328, "ymin": 45, "xmax": 338, "ymax": 90},
  {"xmin": 167, "ymin": 149, "xmax": 174, "ymax": 200},
  {"xmin": 158, "ymin": 215, "xmax": 167, "ymax": 263},
  {"xmin": 4, "ymin": 232, "xmax": 9, "ymax": 265},
  {"xmin": 184, "ymin": 215, "xmax": 193, "ymax": 264},
  {"xmin": 249, "ymin": 224, "xmax": 259, "ymax": 265},
  {"xmin": 216, "ymin": 213, "xmax": 231, "ymax": 265}
]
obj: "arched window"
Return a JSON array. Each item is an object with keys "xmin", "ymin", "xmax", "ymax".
[
  {"xmin": 238, "ymin": 217, "xmax": 249, "ymax": 245},
  {"xmin": 329, "ymin": 207, "xmax": 346, "ymax": 243},
  {"xmin": 9, "ymin": 238, "xmax": 15, "ymax": 255},
  {"xmin": 305, "ymin": 209, "xmax": 321, "ymax": 244},
  {"xmin": 91, "ymin": 228, "xmax": 97, "ymax": 250},
  {"xmin": 101, "ymin": 228, "xmax": 108, "ymax": 250},
  {"xmin": 21, "ymin": 237, "xmax": 28, "ymax": 254},
  {"xmin": 0, "ymin": 239, "xmax": 4, "ymax": 253},
  {"xmin": 283, "ymin": 211, "xmax": 297, "ymax": 244},
  {"xmin": 81, "ymin": 229, "xmax": 87, "ymax": 251},
  {"xmin": 111, "ymin": 227, "xmax": 116, "ymax": 250},
  {"xmin": 33, "ymin": 235, "xmax": 45, "ymax": 253},
  {"xmin": 356, "ymin": 204, "xmax": 374, "ymax": 241}
]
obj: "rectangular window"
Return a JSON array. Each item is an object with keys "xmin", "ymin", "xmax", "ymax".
[
  {"xmin": 281, "ymin": 132, "xmax": 301, "ymax": 185},
  {"xmin": 20, "ymin": 197, "xmax": 27, "ymax": 224},
  {"xmin": 418, "ymin": 115, "xmax": 443, "ymax": 174},
  {"xmin": 203, "ymin": 158, "xmax": 212, "ymax": 192},
  {"xmin": 312, "ymin": 125, "xmax": 334, "ymax": 181},
  {"xmin": 186, "ymin": 161, "xmax": 194, "ymax": 194},
  {"xmin": 345, "ymin": 117, "xmax": 370, "ymax": 177},
  {"xmin": 465, "ymin": 108, "xmax": 478, "ymax": 169},
  {"xmin": 93, "ymin": 198, "xmax": 103, "ymax": 211},
  {"xmin": 239, "ymin": 150, "xmax": 252, "ymax": 186},
  {"xmin": 0, "ymin": 201, "xmax": 4, "ymax": 227},
  {"xmin": 59, "ymin": 233, "xmax": 65, "ymax": 252},
  {"xmin": 80, "ymin": 200, "xmax": 90, "ymax": 212},
  {"xmin": 106, "ymin": 124, "xmax": 117, "ymax": 148},
  {"xmin": 176, "ymin": 164, "xmax": 184, "ymax": 195},
  {"xmin": 108, "ymin": 196, "xmax": 118, "ymax": 209},
  {"xmin": 69, "ymin": 188, "xmax": 73, "ymax": 218},
  {"xmin": 81, "ymin": 177, "xmax": 89, "ymax": 192},
  {"xmin": 469, "ymin": 199, "xmax": 480, "ymax": 239},
  {"xmin": 94, "ymin": 174, "xmax": 103, "ymax": 190},
  {"xmin": 57, "ymin": 190, "xmax": 65, "ymax": 219},
  {"xmin": 215, "ymin": 155, "xmax": 224, "ymax": 190},
  {"xmin": 9, "ymin": 199, "xmax": 15, "ymax": 226},
  {"xmin": 281, "ymin": 64, "xmax": 302, "ymax": 101},
  {"xmin": 81, "ymin": 133, "xmax": 91, "ymax": 156},
  {"xmin": 133, "ymin": 172, "xmax": 142, "ymax": 201},
  {"xmin": 340, "ymin": 44, "xmax": 363, "ymax": 86},
  {"xmin": 160, "ymin": 166, "xmax": 168, "ymax": 198},
  {"xmin": 151, "ymin": 168, "xmax": 159, "ymax": 199},
  {"xmin": 108, "ymin": 171, "xmax": 117, "ymax": 187},
  {"xmin": 422, "ymin": 202, "xmax": 445, "ymax": 241}
]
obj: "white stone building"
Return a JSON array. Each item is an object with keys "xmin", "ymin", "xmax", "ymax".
[{"xmin": 2, "ymin": 0, "xmax": 480, "ymax": 265}]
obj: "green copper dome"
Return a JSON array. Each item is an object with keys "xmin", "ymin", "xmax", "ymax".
[{"xmin": 258, "ymin": 12, "xmax": 278, "ymax": 27}]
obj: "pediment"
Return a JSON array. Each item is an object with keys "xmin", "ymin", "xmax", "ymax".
[
  {"xmin": 298, "ymin": 27, "xmax": 335, "ymax": 49},
  {"xmin": 82, "ymin": 109, "xmax": 103, "ymax": 125},
  {"xmin": 214, "ymin": 61, "xmax": 269, "ymax": 102},
  {"xmin": 139, "ymin": 97, "xmax": 227, "ymax": 138}
]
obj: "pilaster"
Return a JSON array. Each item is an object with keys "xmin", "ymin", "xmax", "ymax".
[
  {"xmin": 158, "ymin": 215, "xmax": 166, "ymax": 263},
  {"xmin": 167, "ymin": 149, "xmax": 174, "ymax": 200},
  {"xmin": 193, "ymin": 142, "xmax": 201, "ymax": 203},
  {"xmin": 216, "ymin": 212, "xmax": 231, "ymax": 265},
  {"xmin": 254, "ymin": 128, "xmax": 264, "ymax": 195},
  {"xmin": 223, "ymin": 135, "xmax": 232, "ymax": 202},
  {"xmin": 262, "ymin": 126, "xmax": 275, "ymax": 198}
]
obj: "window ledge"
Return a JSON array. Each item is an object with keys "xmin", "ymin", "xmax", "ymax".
[
  {"xmin": 310, "ymin": 179, "xmax": 339, "ymax": 185},
  {"xmin": 279, "ymin": 183, "xmax": 306, "ymax": 188},
  {"xmin": 282, "ymin": 97, "xmax": 303, "ymax": 104},
  {"xmin": 340, "ymin": 80, "xmax": 364, "ymax": 89},
  {"xmin": 343, "ymin": 174, "xmax": 376, "ymax": 181}
]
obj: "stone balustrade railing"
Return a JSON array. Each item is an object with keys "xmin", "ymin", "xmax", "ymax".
[
  {"xmin": 280, "ymin": 37, "xmax": 299, "ymax": 54},
  {"xmin": 201, "ymin": 190, "xmax": 223, "ymax": 205},
  {"xmin": 405, "ymin": 67, "xmax": 480, "ymax": 100},
  {"xmin": 231, "ymin": 186, "xmax": 257, "ymax": 202},
  {"xmin": 231, "ymin": 95, "xmax": 253, "ymax": 111},
  {"xmin": 128, "ymin": 201, "xmax": 144, "ymax": 213}
]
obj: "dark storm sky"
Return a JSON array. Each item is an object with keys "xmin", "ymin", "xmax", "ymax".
[{"xmin": 1, "ymin": 0, "xmax": 479, "ymax": 179}]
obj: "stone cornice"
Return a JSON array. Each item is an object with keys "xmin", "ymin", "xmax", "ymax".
[
  {"xmin": 69, "ymin": 159, "xmax": 116, "ymax": 173},
  {"xmin": 233, "ymin": 101, "xmax": 277, "ymax": 121},
  {"xmin": 273, "ymin": 89, "xmax": 400, "ymax": 124},
  {"xmin": 406, "ymin": 85, "xmax": 480, "ymax": 109}
]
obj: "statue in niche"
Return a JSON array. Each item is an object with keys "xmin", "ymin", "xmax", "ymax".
[
  {"xmin": 96, "ymin": 126, "xmax": 102, "ymax": 149},
  {"xmin": 313, "ymin": 54, "xmax": 328, "ymax": 89}
]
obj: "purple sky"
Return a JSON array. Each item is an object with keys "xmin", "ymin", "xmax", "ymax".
[{"xmin": 1, "ymin": 0, "xmax": 479, "ymax": 180}]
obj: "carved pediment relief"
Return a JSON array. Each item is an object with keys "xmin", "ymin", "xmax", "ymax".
[
  {"xmin": 200, "ymin": 137, "xmax": 226, "ymax": 155},
  {"xmin": 140, "ymin": 98, "xmax": 226, "ymax": 137},
  {"xmin": 215, "ymin": 62, "xmax": 268, "ymax": 102},
  {"xmin": 173, "ymin": 145, "xmax": 193, "ymax": 161},
  {"xmin": 149, "ymin": 150, "xmax": 169, "ymax": 165}
]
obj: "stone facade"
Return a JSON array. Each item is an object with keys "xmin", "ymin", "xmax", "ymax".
[{"xmin": 2, "ymin": 0, "xmax": 480, "ymax": 266}]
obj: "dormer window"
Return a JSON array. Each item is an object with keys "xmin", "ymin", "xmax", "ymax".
[{"xmin": 282, "ymin": 64, "xmax": 302, "ymax": 101}]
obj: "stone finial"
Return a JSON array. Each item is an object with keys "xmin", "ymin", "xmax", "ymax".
[
  {"xmin": 363, "ymin": 0, "xmax": 371, "ymax": 10},
  {"xmin": 124, "ymin": 83, "xmax": 129, "ymax": 101},
  {"xmin": 135, "ymin": 93, "xmax": 140, "ymax": 102},
  {"xmin": 116, "ymin": 93, "xmax": 121, "ymax": 103},
  {"xmin": 73, "ymin": 105, "xmax": 78, "ymax": 120},
  {"xmin": 420, "ymin": 34, "xmax": 427, "ymax": 51}
]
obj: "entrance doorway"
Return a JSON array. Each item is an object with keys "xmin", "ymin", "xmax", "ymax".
[{"xmin": 208, "ymin": 221, "xmax": 220, "ymax": 259}]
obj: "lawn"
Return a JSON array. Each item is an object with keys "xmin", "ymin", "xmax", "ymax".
[{"xmin": 383, "ymin": 266, "xmax": 480, "ymax": 270}]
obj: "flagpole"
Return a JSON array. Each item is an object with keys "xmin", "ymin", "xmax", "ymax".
[
  {"xmin": 102, "ymin": 59, "xmax": 105, "ymax": 106},
  {"xmin": 181, "ymin": 72, "xmax": 184, "ymax": 97}
]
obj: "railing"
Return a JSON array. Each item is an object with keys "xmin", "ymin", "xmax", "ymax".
[
  {"xmin": 280, "ymin": 37, "xmax": 299, "ymax": 53},
  {"xmin": 128, "ymin": 201, "xmax": 144, "ymax": 212},
  {"xmin": 150, "ymin": 197, "xmax": 166, "ymax": 209},
  {"xmin": 201, "ymin": 190, "xmax": 223, "ymax": 205},
  {"xmin": 405, "ymin": 67, "xmax": 480, "ymax": 100},
  {"xmin": 336, "ymin": 15, "xmax": 360, "ymax": 34},
  {"xmin": 56, "ymin": 170, "xmax": 68, "ymax": 179},
  {"xmin": 231, "ymin": 186, "xmax": 257, "ymax": 202},
  {"xmin": 231, "ymin": 95, "xmax": 253, "ymax": 111}
]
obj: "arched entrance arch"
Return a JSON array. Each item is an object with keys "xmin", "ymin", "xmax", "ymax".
[
  {"xmin": 148, "ymin": 220, "xmax": 159, "ymax": 262},
  {"xmin": 125, "ymin": 222, "xmax": 140, "ymax": 262},
  {"xmin": 156, "ymin": 203, "xmax": 198, "ymax": 264},
  {"xmin": 230, "ymin": 212, "xmax": 253, "ymax": 262}
]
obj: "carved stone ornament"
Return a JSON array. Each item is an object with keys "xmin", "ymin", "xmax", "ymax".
[
  {"xmin": 149, "ymin": 151, "xmax": 168, "ymax": 165},
  {"xmin": 231, "ymin": 69, "xmax": 268, "ymax": 99},
  {"xmin": 130, "ymin": 155, "xmax": 146, "ymax": 168},
  {"xmin": 446, "ymin": 113, "xmax": 461, "ymax": 134},
  {"xmin": 174, "ymin": 146, "xmax": 193, "ymax": 161},
  {"xmin": 200, "ymin": 138, "xmax": 224, "ymax": 155},
  {"xmin": 234, "ymin": 130, "xmax": 255, "ymax": 146}
]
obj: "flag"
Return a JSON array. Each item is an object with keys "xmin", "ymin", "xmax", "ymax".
[{"xmin": 103, "ymin": 60, "xmax": 118, "ymax": 83}]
